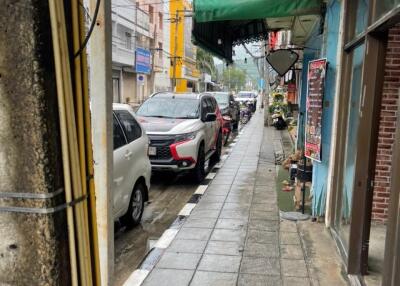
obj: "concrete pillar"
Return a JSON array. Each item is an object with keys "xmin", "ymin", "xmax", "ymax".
[{"xmin": 0, "ymin": 1, "xmax": 70, "ymax": 285}]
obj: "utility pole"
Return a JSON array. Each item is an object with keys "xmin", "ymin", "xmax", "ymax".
[
  {"xmin": 150, "ymin": 48, "xmax": 163, "ymax": 93},
  {"xmin": 228, "ymin": 65, "xmax": 231, "ymax": 91},
  {"xmin": 88, "ymin": 0, "xmax": 113, "ymax": 284},
  {"xmin": 171, "ymin": 10, "xmax": 180, "ymax": 91},
  {"xmin": 171, "ymin": 9, "xmax": 192, "ymax": 92},
  {"xmin": 263, "ymin": 39, "xmax": 271, "ymax": 126}
]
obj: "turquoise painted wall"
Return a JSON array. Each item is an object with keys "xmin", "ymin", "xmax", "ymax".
[{"xmin": 297, "ymin": 0, "xmax": 342, "ymax": 216}]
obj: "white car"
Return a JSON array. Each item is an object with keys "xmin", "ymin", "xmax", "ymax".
[
  {"xmin": 136, "ymin": 92, "xmax": 222, "ymax": 182},
  {"xmin": 235, "ymin": 91, "xmax": 258, "ymax": 112},
  {"xmin": 113, "ymin": 104, "xmax": 151, "ymax": 227}
]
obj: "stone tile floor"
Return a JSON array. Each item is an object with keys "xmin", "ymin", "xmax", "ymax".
[{"xmin": 141, "ymin": 112, "xmax": 346, "ymax": 286}]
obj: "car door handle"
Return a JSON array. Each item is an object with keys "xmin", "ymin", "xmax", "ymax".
[
  {"xmin": 114, "ymin": 177, "xmax": 123, "ymax": 186},
  {"xmin": 124, "ymin": 151, "xmax": 132, "ymax": 159}
]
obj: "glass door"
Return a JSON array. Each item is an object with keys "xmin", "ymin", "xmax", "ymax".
[{"xmin": 337, "ymin": 43, "xmax": 365, "ymax": 252}]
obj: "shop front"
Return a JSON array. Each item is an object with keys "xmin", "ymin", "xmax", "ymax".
[{"xmin": 325, "ymin": 1, "xmax": 400, "ymax": 285}]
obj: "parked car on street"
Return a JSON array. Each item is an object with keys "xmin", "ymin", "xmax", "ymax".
[
  {"xmin": 113, "ymin": 104, "xmax": 151, "ymax": 227},
  {"xmin": 235, "ymin": 91, "xmax": 258, "ymax": 112},
  {"xmin": 136, "ymin": 92, "xmax": 222, "ymax": 182},
  {"xmin": 210, "ymin": 91, "xmax": 240, "ymax": 130}
]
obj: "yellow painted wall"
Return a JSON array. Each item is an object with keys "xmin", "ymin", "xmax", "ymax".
[
  {"xmin": 170, "ymin": 0, "xmax": 185, "ymax": 92},
  {"xmin": 170, "ymin": 0, "xmax": 201, "ymax": 92}
]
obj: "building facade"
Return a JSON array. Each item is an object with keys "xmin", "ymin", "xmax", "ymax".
[
  {"xmin": 294, "ymin": 1, "xmax": 400, "ymax": 285},
  {"xmin": 137, "ymin": 0, "xmax": 170, "ymax": 93},
  {"xmin": 112, "ymin": 0, "xmax": 169, "ymax": 106},
  {"xmin": 170, "ymin": 0, "xmax": 200, "ymax": 92}
]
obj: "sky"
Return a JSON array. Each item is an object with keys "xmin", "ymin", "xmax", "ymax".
[{"xmin": 213, "ymin": 42, "xmax": 263, "ymax": 65}]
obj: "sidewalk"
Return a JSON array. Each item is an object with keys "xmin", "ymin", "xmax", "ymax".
[{"xmin": 125, "ymin": 111, "xmax": 346, "ymax": 286}]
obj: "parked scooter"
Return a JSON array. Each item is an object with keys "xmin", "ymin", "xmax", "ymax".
[
  {"xmin": 240, "ymin": 101, "xmax": 252, "ymax": 125},
  {"xmin": 222, "ymin": 115, "xmax": 232, "ymax": 146},
  {"xmin": 272, "ymin": 111, "xmax": 287, "ymax": 130}
]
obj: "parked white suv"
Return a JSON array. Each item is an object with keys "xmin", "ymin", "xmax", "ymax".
[
  {"xmin": 136, "ymin": 92, "xmax": 222, "ymax": 182},
  {"xmin": 113, "ymin": 104, "xmax": 151, "ymax": 227}
]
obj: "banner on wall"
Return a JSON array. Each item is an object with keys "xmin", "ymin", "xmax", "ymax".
[{"xmin": 305, "ymin": 58, "xmax": 327, "ymax": 162}]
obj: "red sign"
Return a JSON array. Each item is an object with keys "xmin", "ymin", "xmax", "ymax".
[{"xmin": 305, "ymin": 59, "xmax": 327, "ymax": 162}]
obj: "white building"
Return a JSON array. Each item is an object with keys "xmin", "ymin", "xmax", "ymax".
[
  {"xmin": 153, "ymin": 0, "xmax": 170, "ymax": 92},
  {"xmin": 112, "ymin": 0, "xmax": 169, "ymax": 105}
]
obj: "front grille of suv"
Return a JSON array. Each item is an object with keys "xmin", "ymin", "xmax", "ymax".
[
  {"xmin": 148, "ymin": 136, "xmax": 175, "ymax": 161},
  {"xmin": 153, "ymin": 145, "xmax": 172, "ymax": 160}
]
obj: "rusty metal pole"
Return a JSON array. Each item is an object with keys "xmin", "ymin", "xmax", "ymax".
[
  {"xmin": 87, "ymin": 0, "xmax": 113, "ymax": 284},
  {"xmin": 172, "ymin": 9, "xmax": 179, "ymax": 91}
]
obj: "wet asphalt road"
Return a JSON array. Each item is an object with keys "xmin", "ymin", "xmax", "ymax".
[{"xmin": 113, "ymin": 133, "xmax": 238, "ymax": 286}]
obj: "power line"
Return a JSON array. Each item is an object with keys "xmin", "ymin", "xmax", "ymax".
[
  {"xmin": 74, "ymin": 0, "xmax": 101, "ymax": 58},
  {"xmin": 112, "ymin": 0, "xmax": 180, "ymax": 7}
]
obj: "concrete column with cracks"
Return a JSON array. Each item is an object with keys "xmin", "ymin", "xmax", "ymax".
[{"xmin": 0, "ymin": 0, "xmax": 70, "ymax": 284}]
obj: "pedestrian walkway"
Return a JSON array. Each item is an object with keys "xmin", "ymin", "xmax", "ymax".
[{"xmin": 125, "ymin": 111, "xmax": 343, "ymax": 286}]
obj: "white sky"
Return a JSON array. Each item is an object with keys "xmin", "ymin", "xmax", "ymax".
[{"xmin": 213, "ymin": 42, "xmax": 263, "ymax": 65}]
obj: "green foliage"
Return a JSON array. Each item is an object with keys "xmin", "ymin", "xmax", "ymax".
[
  {"xmin": 196, "ymin": 48, "xmax": 217, "ymax": 79},
  {"xmin": 222, "ymin": 67, "xmax": 247, "ymax": 90},
  {"xmin": 269, "ymin": 93, "xmax": 288, "ymax": 114}
]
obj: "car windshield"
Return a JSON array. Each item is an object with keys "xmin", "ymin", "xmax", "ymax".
[
  {"xmin": 238, "ymin": 93, "xmax": 254, "ymax": 98},
  {"xmin": 137, "ymin": 97, "xmax": 200, "ymax": 119},
  {"xmin": 212, "ymin": 93, "xmax": 229, "ymax": 107}
]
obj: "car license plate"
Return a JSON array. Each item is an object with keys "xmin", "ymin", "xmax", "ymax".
[{"xmin": 148, "ymin": 146, "xmax": 157, "ymax": 156}]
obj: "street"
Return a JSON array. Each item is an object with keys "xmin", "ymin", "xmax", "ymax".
[
  {"xmin": 114, "ymin": 134, "xmax": 238, "ymax": 286},
  {"xmin": 3, "ymin": 1, "xmax": 400, "ymax": 285}
]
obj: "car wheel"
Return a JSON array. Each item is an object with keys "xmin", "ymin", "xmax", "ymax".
[
  {"xmin": 120, "ymin": 183, "xmax": 145, "ymax": 228},
  {"xmin": 192, "ymin": 144, "xmax": 205, "ymax": 183},
  {"xmin": 211, "ymin": 131, "xmax": 222, "ymax": 162}
]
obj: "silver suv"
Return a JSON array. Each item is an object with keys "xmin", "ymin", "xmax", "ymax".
[{"xmin": 136, "ymin": 92, "xmax": 222, "ymax": 182}]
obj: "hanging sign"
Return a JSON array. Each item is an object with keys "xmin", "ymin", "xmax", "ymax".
[
  {"xmin": 305, "ymin": 58, "xmax": 327, "ymax": 162},
  {"xmin": 266, "ymin": 49, "xmax": 299, "ymax": 76},
  {"xmin": 135, "ymin": 48, "xmax": 151, "ymax": 74}
]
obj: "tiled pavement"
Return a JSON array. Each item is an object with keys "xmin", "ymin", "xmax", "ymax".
[{"xmin": 141, "ymin": 112, "xmax": 313, "ymax": 286}]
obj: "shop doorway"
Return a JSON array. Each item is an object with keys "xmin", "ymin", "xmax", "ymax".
[{"xmin": 330, "ymin": 2, "xmax": 400, "ymax": 285}]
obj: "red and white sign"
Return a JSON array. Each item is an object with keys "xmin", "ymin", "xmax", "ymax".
[{"xmin": 305, "ymin": 59, "xmax": 327, "ymax": 162}]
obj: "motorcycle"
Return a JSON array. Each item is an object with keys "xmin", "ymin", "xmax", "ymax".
[
  {"xmin": 240, "ymin": 101, "xmax": 252, "ymax": 125},
  {"xmin": 272, "ymin": 112, "xmax": 287, "ymax": 130},
  {"xmin": 222, "ymin": 115, "xmax": 232, "ymax": 146}
]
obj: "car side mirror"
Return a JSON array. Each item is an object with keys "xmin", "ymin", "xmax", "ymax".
[{"xmin": 205, "ymin": 113, "xmax": 217, "ymax": 122}]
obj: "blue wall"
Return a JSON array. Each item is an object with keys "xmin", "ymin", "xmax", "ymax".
[
  {"xmin": 297, "ymin": 33, "xmax": 322, "ymax": 150},
  {"xmin": 298, "ymin": 0, "xmax": 342, "ymax": 216}
]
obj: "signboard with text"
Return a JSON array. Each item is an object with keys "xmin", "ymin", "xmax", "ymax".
[
  {"xmin": 305, "ymin": 58, "xmax": 327, "ymax": 162},
  {"xmin": 135, "ymin": 48, "xmax": 151, "ymax": 74}
]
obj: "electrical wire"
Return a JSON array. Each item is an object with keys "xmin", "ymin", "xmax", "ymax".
[
  {"xmin": 112, "ymin": 0, "xmax": 180, "ymax": 8},
  {"xmin": 74, "ymin": 0, "xmax": 101, "ymax": 58}
]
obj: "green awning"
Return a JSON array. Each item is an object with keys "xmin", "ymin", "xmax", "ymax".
[
  {"xmin": 194, "ymin": 0, "xmax": 323, "ymax": 23},
  {"xmin": 192, "ymin": 0, "xmax": 323, "ymax": 62},
  {"xmin": 192, "ymin": 19, "xmax": 268, "ymax": 63}
]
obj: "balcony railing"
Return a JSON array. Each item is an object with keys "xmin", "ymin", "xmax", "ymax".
[
  {"xmin": 112, "ymin": 35, "xmax": 135, "ymax": 66},
  {"xmin": 136, "ymin": 7, "xmax": 150, "ymax": 31}
]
